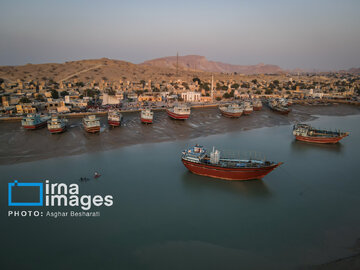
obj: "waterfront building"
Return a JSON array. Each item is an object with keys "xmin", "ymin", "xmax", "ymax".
[{"xmin": 181, "ymin": 91, "xmax": 201, "ymax": 102}]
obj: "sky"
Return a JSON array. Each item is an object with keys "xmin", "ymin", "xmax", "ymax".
[{"xmin": 0, "ymin": 0, "xmax": 359, "ymax": 70}]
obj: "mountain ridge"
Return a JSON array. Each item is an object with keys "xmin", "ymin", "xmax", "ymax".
[{"xmin": 141, "ymin": 55, "xmax": 284, "ymax": 74}]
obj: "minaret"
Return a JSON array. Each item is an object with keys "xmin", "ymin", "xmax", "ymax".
[
  {"xmin": 176, "ymin": 52, "xmax": 179, "ymax": 76},
  {"xmin": 211, "ymin": 74, "xmax": 214, "ymax": 101}
]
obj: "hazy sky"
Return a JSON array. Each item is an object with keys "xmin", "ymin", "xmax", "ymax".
[{"xmin": 0, "ymin": 0, "xmax": 359, "ymax": 69}]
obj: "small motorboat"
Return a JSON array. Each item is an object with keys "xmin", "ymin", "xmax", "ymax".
[{"xmin": 94, "ymin": 172, "xmax": 101, "ymax": 178}]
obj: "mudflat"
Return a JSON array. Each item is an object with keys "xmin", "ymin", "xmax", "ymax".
[{"xmin": 0, "ymin": 104, "xmax": 359, "ymax": 165}]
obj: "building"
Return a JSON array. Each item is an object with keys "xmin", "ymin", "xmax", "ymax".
[{"xmin": 181, "ymin": 92, "xmax": 201, "ymax": 102}]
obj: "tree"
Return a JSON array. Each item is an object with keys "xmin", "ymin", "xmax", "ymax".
[
  {"xmin": 223, "ymin": 93, "xmax": 231, "ymax": 99},
  {"xmin": 75, "ymin": 82, "xmax": 85, "ymax": 87},
  {"xmin": 231, "ymin": 83, "xmax": 240, "ymax": 89},
  {"xmin": 251, "ymin": 79, "xmax": 258, "ymax": 84},
  {"xmin": 200, "ymin": 83, "xmax": 210, "ymax": 91},
  {"xmin": 84, "ymin": 89, "xmax": 100, "ymax": 98},
  {"xmin": 51, "ymin": 89, "xmax": 59, "ymax": 99},
  {"xmin": 265, "ymin": 89, "xmax": 273, "ymax": 95},
  {"xmin": 20, "ymin": 97, "xmax": 31, "ymax": 103},
  {"xmin": 36, "ymin": 94, "xmax": 45, "ymax": 102},
  {"xmin": 182, "ymin": 82, "xmax": 189, "ymax": 90},
  {"xmin": 107, "ymin": 89, "xmax": 116, "ymax": 96},
  {"xmin": 241, "ymin": 82, "xmax": 250, "ymax": 88},
  {"xmin": 192, "ymin": 77, "xmax": 201, "ymax": 84},
  {"xmin": 215, "ymin": 97, "xmax": 222, "ymax": 101},
  {"xmin": 60, "ymin": 91, "xmax": 69, "ymax": 97}
]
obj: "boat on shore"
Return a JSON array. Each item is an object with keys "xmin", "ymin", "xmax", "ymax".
[
  {"xmin": 47, "ymin": 115, "xmax": 67, "ymax": 134},
  {"xmin": 166, "ymin": 104, "xmax": 191, "ymax": 120},
  {"xmin": 268, "ymin": 99, "xmax": 291, "ymax": 114},
  {"xmin": 181, "ymin": 145, "xmax": 282, "ymax": 181},
  {"xmin": 243, "ymin": 101, "xmax": 253, "ymax": 115},
  {"xmin": 252, "ymin": 99, "xmax": 263, "ymax": 111},
  {"xmin": 293, "ymin": 124, "xmax": 349, "ymax": 144},
  {"xmin": 108, "ymin": 110, "xmax": 123, "ymax": 127},
  {"xmin": 21, "ymin": 113, "xmax": 49, "ymax": 130},
  {"xmin": 141, "ymin": 109, "xmax": 154, "ymax": 124},
  {"xmin": 83, "ymin": 115, "xmax": 100, "ymax": 133},
  {"xmin": 219, "ymin": 103, "xmax": 243, "ymax": 118}
]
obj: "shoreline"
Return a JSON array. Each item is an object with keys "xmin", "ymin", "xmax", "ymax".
[
  {"xmin": 1, "ymin": 100, "xmax": 359, "ymax": 122},
  {"xmin": 0, "ymin": 104, "xmax": 359, "ymax": 166}
]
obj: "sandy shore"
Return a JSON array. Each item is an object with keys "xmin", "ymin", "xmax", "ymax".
[{"xmin": 0, "ymin": 104, "xmax": 359, "ymax": 165}]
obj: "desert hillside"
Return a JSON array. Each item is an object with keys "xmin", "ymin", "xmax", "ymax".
[
  {"xmin": 142, "ymin": 55, "xmax": 284, "ymax": 74},
  {"xmin": 0, "ymin": 58, "xmax": 212, "ymax": 83}
]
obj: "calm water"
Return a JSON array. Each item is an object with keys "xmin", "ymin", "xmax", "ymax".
[{"xmin": 1, "ymin": 113, "xmax": 360, "ymax": 270}]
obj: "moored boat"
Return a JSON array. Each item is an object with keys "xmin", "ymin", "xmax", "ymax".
[
  {"xmin": 243, "ymin": 101, "xmax": 253, "ymax": 115},
  {"xmin": 47, "ymin": 115, "xmax": 67, "ymax": 134},
  {"xmin": 166, "ymin": 104, "xmax": 191, "ymax": 120},
  {"xmin": 293, "ymin": 124, "xmax": 349, "ymax": 144},
  {"xmin": 21, "ymin": 113, "xmax": 49, "ymax": 130},
  {"xmin": 268, "ymin": 99, "xmax": 291, "ymax": 114},
  {"xmin": 83, "ymin": 115, "xmax": 101, "ymax": 133},
  {"xmin": 141, "ymin": 109, "xmax": 154, "ymax": 124},
  {"xmin": 108, "ymin": 110, "xmax": 123, "ymax": 127},
  {"xmin": 252, "ymin": 99, "xmax": 263, "ymax": 111},
  {"xmin": 181, "ymin": 145, "xmax": 282, "ymax": 181},
  {"xmin": 219, "ymin": 103, "xmax": 243, "ymax": 118}
]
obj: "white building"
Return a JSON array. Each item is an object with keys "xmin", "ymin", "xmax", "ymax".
[{"xmin": 181, "ymin": 91, "xmax": 201, "ymax": 102}]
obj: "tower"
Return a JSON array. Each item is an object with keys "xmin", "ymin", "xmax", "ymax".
[
  {"xmin": 176, "ymin": 52, "xmax": 179, "ymax": 76},
  {"xmin": 211, "ymin": 75, "xmax": 214, "ymax": 101}
]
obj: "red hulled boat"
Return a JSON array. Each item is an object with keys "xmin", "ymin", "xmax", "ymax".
[
  {"xmin": 252, "ymin": 99, "xmax": 262, "ymax": 111},
  {"xmin": 293, "ymin": 124, "xmax": 349, "ymax": 144},
  {"xmin": 141, "ymin": 109, "xmax": 154, "ymax": 124},
  {"xmin": 182, "ymin": 145, "xmax": 282, "ymax": 181},
  {"xmin": 21, "ymin": 114, "xmax": 49, "ymax": 130},
  {"xmin": 243, "ymin": 101, "xmax": 253, "ymax": 116},
  {"xmin": 108, "ymin": 110, "xmax": 123, "ymax": 127},
  {"xmin": 166, "ymin": 105, "xmax": 191, "ymax": 120},
  {"xmin": 47, "ymin": 115, "xmax": 67, "ymax": 134},
  {"xmin": 83, "ymin": 115, "xmax": 101, "ymax": 133}
]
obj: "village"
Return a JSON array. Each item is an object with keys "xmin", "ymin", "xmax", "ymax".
[{"xmin": 0, "ymin": 71, "xmax": 360, "ymax": 117}]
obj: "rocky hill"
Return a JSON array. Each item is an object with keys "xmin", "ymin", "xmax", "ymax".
[
  {"xmin": 0, "ymin": 58, "xmax": 212, "ymax": 83},
  {"xmin": 142, "ymin": 55, "xmax": 284, "ymax": 74}
]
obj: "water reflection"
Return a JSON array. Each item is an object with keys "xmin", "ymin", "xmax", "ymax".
[
  {"xmin": 181, "ymin": 171, "xmax": 272, "ymax": 198},
  {"xmin": 290, "ymin": 140, "xmax": 343, "ymax": 154}
]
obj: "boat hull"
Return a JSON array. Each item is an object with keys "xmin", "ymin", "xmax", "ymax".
[
  {"xmin": 48, "ymin": 127, "xmax": 66, "ymax": 134},
  {"xmin": 182, "ymin": 159, "xmax": 282, "ymax": 181},
  {"xmin": 253, "ymin": 106, "xmax": 262, "ymax": 111},
  {"xmin": 270, "ymin": 107, "xmax": 291, "ymax": 115},
  {"xmin": 108, "ymin": 120, "xmax": 121, "ymax": 127},
  {"xmin": 295, "ymin": 134, "xmax": 348, "ymax": 144},
  {"xmin": 243, "ymin": 110, "xmax": 253, "ymax": 116},
  {"xmin": 141, "ymin": 118, "xmax": 153, "ymax": 124},
  {"xmin": 84, "ymin": 126, "xmax": 100, "ymax": 133},
  {"xmin": 166, "ymin": 109, "xmax": 190, "ymax": 120},
  {"xmin": 220, "ymin": 110, "xmax": 242, "ymax": 118},
  {"xmin": 23, "ymin": 121, "xmax": 47, "ymax": 130}
]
